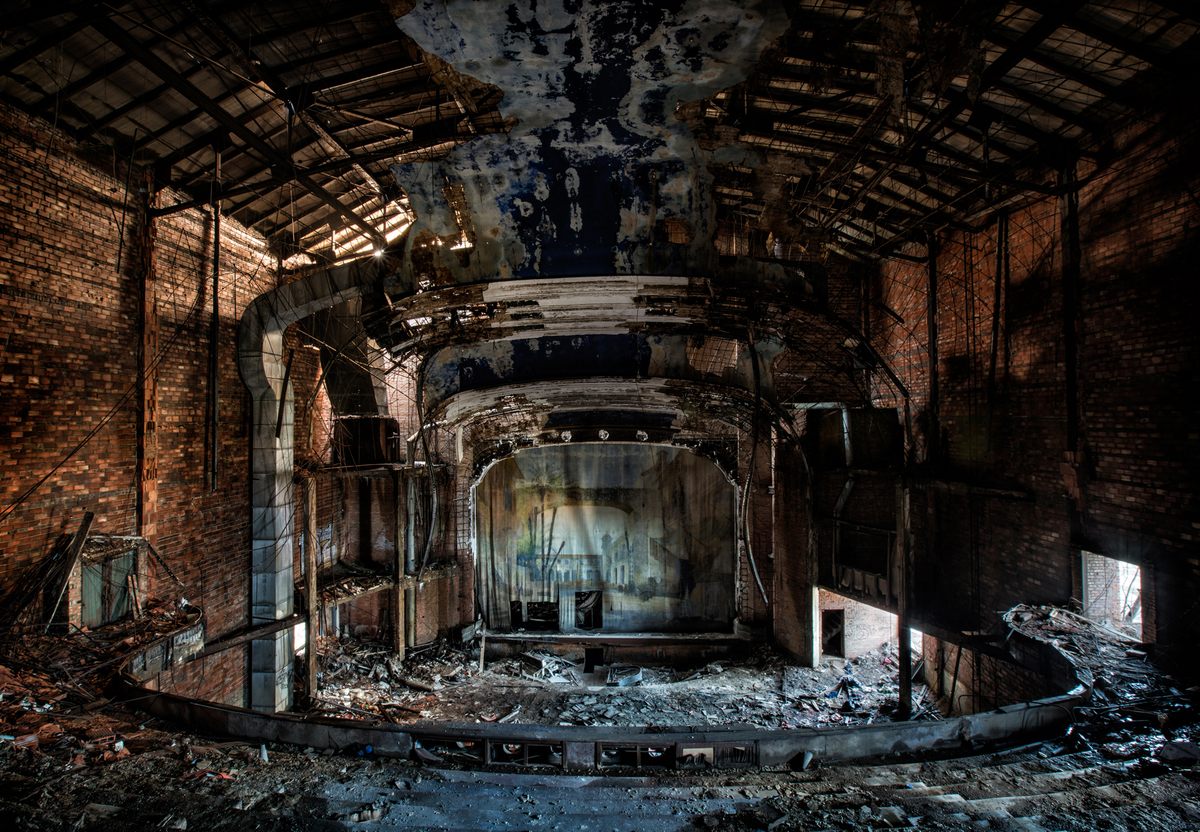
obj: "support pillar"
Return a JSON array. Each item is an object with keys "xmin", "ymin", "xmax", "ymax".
[
  {"xmin": 404, "ymin": 468, "xmax": 418, "ymax": 648},
  {"xmin": 303, "ymin": 476, "xmax": 319, "ymax": 707},
  {"xmin": 800, "ymin": 455, "xmax": 820, "ymax": 667},
  {"xmin": 136, "ymin": 171, "xmax": 159, "ymax": 544},
  {"xmin": 896, "ymin": 483, "xmax": 913, "ymax": 719},
  {"xmin": 238, "ymin": 255, "xmax": 382, "ymax": 712},
  {"xmin": 392, "ymin": 469, "xmax": 406, "ymax": 660},
  {"xmin": 249, "ymin": 336, "xmax": 296, "ymax": 713},
  {"xmin": 772, "ymin": 439, "xmax": 819, "ymax": 667}
]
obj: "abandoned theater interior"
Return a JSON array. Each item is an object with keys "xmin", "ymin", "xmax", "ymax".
[{"xmin": 1, "ymin": 0, "xmax": 1199, "ymax": 828}]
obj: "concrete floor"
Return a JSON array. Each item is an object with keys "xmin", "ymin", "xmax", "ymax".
[{"xmin": 4, "ymin": 728, "xmax": 1199, "ymax": 830}]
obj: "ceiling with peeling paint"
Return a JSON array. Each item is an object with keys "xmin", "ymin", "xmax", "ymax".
[
  {"xmin": 3, "ymin": 0, "xmax": 1197, "ymax": 448},
  {"xmin": 4, "ymin": 1, "xmax": 1195, "ymax": 262}
]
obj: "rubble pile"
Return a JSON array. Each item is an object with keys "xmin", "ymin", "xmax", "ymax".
[
  {"xmin": 1005, "ymin": 603, "xmax": 1199, "ymax": 768},
  {"xmin": 316, "ymin": 638, "xmax": 486, "ymax": 721},
  {"xmin": 0, "ymin": 603, "xmax": 201, "ymax": 767},
  {"xmin": 314, "ymin": 637, "xmax": 935, "ymax": 729},
  {"xmin": 3, "ymin": 601, "xmax": 196, "ymax": 697},
  {"xmin": 0, "ymin": 605, "xmax": 1194, "ymax": 829}
]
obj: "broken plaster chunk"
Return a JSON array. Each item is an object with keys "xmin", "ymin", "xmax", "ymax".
[
  {"xmin": 876, "ymin": 806, "xmax": 915, "ymax": 827},
  {"xmin": 1158, "ymin": 739, "xmax": 1200, "ymax": 765}
]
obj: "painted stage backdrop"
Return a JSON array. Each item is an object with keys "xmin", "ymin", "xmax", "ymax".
[{"xmin": 474, "ymin": 444, "xmax": 736, "ymax": 632}]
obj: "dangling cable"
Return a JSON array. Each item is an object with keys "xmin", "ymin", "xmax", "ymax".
[
  {"xmin": 415, "ymin": 358, "xmax": 438, "ymax": 581},
  {"xmin": 742, "ymin": 327, "xmax": 770, "ymax": 607}
]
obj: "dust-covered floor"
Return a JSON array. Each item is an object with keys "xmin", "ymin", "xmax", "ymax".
[
  {"xmin": 3, "ymin": 605, "xmax": 1200, "ymax": 830},
  {"xmin": 2, "ymin": 704, "xmax": 1200, "ymax": 831},
  {"xmin": 314, "ymin": 639, "xmax": 939, "ymax": 728}
]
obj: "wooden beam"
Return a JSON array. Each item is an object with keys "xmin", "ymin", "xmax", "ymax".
[
  {"xmin": 308, "ymin": 59, "xmax": 428, "ymax": 99},
  {"xmin": 181, "ymin": 0, "xmax": 397, "ymax": 199},
  {"xmin": 229, "ymin": 1, "xmax": 379, "ymax": 48},
  {"xmin": 28, "ymin": 12, "xmax": 201, "ymax": 119},
  {"xmin": 44, "ymin": 512, "xmax": 96, "ymax": 631},
  {"xmin": 90, "ymin": 16, "xmax": 385, "ymax": 246},
  {"xmin": 0, "ymin": 14, "xmax": 89, "ymax": 79},
  {"xmin": 137, "ymin": 171, "xmax": 159, "ymax": 543},
  {"xmin": 984, "ymin": 24, "xmax": 1147, "ymax": 110},
  {"xmin": 990, "ymin": 77, "xmax": 1098, "ymax": 132},
  {"xmin": 770, "ymin": 7, "xmax": 1080, "ymax": 239},
  {"xmin": 1028, "ymin": 0, "xmax": 1192, "ymax": 75},
  {"xmin": 755, "ymin": 83, "xmax": 1051, "ymax": 188},
  {"xmin": 195, "ymin": 614, "xmax": 304, "ymax": 660},
  {"xmin": 271, "ymin": 28, "xmax": 401, "ymax": 79},
  {"xmin": 164, "ymin": 88, "xmax": 452, "ymax": 197}
]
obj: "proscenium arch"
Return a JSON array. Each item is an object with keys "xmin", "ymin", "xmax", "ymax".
[{"xmin": 238, "ymin": 264, "xmax": 907, "ymax": 711}]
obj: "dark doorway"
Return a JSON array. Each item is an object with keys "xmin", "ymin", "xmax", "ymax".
[
  {"xmin": 526, "ymin": 601, "xmax": 559, "ymax": 631},
  {"xmin": 81, "ymin": 549, "xmax": 135, "ymax": 629},
  {"xmin": 576, "ymin": 591, "xmax": 603, "ymax": 630},
  {"xmin": 821, "ymin": 609, "xmax": 846, "ymax": 658}
]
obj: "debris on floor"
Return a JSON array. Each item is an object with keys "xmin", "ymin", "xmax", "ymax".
[
  {"xmin": 315, "ymin": 636, "xmax": 936, "ymax": 729},
  {"xmin": 0, "ymin": 604, "xmax": 1195, "ymax": 830},
  {"xmin": 1005, "ymin": 603, "xmax": 1199, "ymax": 770}
]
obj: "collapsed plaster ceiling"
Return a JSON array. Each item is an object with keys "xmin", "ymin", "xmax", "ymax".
[
  {"xmin": 3, "ymin": 0, "xmax": 1196, "ymax": 446},
  {"xmin": 391, "ymin": 0, "xmax": 789, "ymax": 278},
  {"xmin": 6, "ymin": 0, "xmax": 1193, "ymax": 261}
]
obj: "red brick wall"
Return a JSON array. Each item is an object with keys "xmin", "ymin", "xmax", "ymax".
[
  {"xmin": 0, "ymin": 102, "xmax": 480, "ymax": 712},
  {"xmin": 0, "ymin": 103, "xmax": 328, "ymax": 701},
  {"xmin": 149, "ymin": 205, "xmax": 280, "ymax": 641},
  {"xmin": 340, "ymin": 472, "xmax": 400, "ymax": 569},
  {"xmin": 1, "ymin": 107, "xmax": 143, "ymax": 583},
  {"xmin": 921, "ymin": 635, "xmax": 1043, "ymax": 715},
  {"xmin": 819, "ymin": 589, "xmax": 894, "ymax": 659},
  {"xmin": 1082, "ymin": 550, "xmax": 1126, "ymax": 622},
  {"xmin": 151, "ymin": 649, "xmax": 248, "ymax": 707},
  {"xmin": 413, "ymin": 570, "xmax": 457, "ymax": 645},
  {"xmin": 873, "ymin": 116, "xmax": 1200, "ymax": 671}
]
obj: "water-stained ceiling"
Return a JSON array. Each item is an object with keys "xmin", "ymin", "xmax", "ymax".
[
  {"xmin": 4, "ymin": 1, "xmax": 1194, "ymax": 263},
  {"xmin": 3, "ymin": 0, "xmax": 1197, "ymax": 447}
]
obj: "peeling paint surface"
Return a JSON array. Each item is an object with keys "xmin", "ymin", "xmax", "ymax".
[
  {"xmin": 423, "ymin": 332, "xmax": 781, "ymax": 413},
  {"xmin": 392, "ymin": 0, "xmax": 788, "ymax": 280}
]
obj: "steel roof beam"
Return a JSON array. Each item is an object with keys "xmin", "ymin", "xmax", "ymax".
[{"xmin": 91, "ymin": 15, "xmax": 384, "ymax": 245}]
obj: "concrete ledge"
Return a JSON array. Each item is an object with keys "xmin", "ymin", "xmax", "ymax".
[
  {"xmin": 114, "ymin": 616, "xmax": 1087, "ymax": 771},
  {"xmin": 114, "ymin": 670, "xmax": 1080, "ymax": 769}
]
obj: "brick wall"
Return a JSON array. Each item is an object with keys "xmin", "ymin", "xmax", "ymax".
[
  {"xmin": 151, "ymin": 649, "xmax": 248, "ymax": 707},
  {"xmin": 818, "ymin": 589, "xmax": 894, "ymax": 659},
  {"xmin": 872, "ymin": 115, "xmax": 1200, "ymax": 673},
  {"xmin": 921, "ymin": 634, "xmax": 1061, "ymax": 716},
  {"xmin": 413, "ymin": 570, "xmax": 458, "ymax": 645},
  {"xmin": 1082, "ymin": 550, "xmax": 1125, "ymax": 622},
  {"xmin": 0, "ymin": 102, "xmax": 325, "ymax": 701},
  {"xmin": 1, "ymin": 107, "xmax": 144, "ymax": 584},
  {"xmin": 149, "ymin": 204, "xmax": 281, "ymax": 640},
  {"xmin": 340, "ymin": 472, "xmax": 401, "ymax": 570}
]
